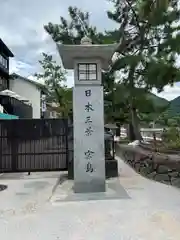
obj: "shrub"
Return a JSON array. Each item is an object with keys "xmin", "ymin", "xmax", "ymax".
[{"xmin": 162, "ymin": 127, "xmax": 180, "ymax": 150}]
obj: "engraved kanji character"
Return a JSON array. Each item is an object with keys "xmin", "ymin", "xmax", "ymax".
[
  {"xmin": 85, "ymin": 89, "xmax": 91, "ymax": 97},
  {"xmin": 85, "ymin": 102, "xmax": 94, "ymax": 112},
  {"xmin": 85, "ymin": 126, "xmax": 93, "ymax": 136},
  {"xmin": 86, "ymin": 162, "xmax": 94, "ymax": 173},
  {"xmin": 84, "ymin": 150, "xmax": 94, "ymax": 160}
]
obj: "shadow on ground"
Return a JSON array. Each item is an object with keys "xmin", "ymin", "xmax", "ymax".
[{"xmin": 0, "ymin": 172, "xmax": 67, "ymax": 180}]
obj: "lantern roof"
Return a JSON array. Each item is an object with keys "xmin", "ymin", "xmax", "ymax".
[{"xmin": 57, "ymin": 36, "xmax": 118, "ymax": 70}]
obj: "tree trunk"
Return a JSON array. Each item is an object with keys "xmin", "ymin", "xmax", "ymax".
[
  {"xmin": 131, "ymin": 107, "xmax": 143, "ymax": 141},
  {"xmin": 127, "ymin": 122, "xmax": 136, "ymax": 141},
  {"xmin": 127, "ymin": 65, "xmax": 143, "ymax": 141},
  {"xmin": 116, "ymin": 123, "xmax": 121, "ymax": 137}
]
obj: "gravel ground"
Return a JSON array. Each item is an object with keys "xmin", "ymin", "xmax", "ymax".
[{"xmin": 0, "ymin": 159, "xmax": 180, "ymax": 239}]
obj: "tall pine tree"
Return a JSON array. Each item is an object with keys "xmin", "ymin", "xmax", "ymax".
[
  {"xmin": 43, "ymin": 3, "xmax": 180, "ymax": 139},
  {"xmin": 107, "ymin": 0, "xmax": 180, "ymax": 139},
  {"xmin": 44, "ymin": 6, "xmax": 118, "ymax": 121}
]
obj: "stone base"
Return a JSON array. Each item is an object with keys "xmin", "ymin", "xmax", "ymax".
[
  {"xmin": 50, "ymin": 178, "xmax": 130, "ymax": 203},
  {"xmin": 74, "ymin": 180, "xmax": 106, "ymax": 193}
]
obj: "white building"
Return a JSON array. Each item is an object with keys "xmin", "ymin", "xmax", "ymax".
[
  {"xmin": 10, "ymin": 73, "xmax": 45, "ymax": 119},
  {"xmin": 45, "ymin": 102, "xmax": 59, "ymax": 119}
]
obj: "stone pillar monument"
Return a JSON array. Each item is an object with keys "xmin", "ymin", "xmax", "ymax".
[{"xmin": 57, "ymin": 37, "xmax": 117, "ymax": 193}]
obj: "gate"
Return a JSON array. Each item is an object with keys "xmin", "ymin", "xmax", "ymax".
[{"xmin": 0, "ymin": 119, "xmax": 69, "ymax": 173}]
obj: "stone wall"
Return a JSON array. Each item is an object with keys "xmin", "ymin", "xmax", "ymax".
[{"xmin": 116, "ymin": 143, "xmax": 180, "ymax": 188}]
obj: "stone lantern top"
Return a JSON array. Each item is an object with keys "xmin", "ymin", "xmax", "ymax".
[{"xmin": 57, "ymin": 36, "xmax": 118, "ymax": 70}]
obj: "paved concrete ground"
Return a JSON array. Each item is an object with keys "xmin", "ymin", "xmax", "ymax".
[{"xmin": 1, "ymin": 158, "xmax": 180, "ymax": 239}]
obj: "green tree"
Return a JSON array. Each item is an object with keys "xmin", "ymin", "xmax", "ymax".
[
  {"xmin": 43, "ymin": 3, "xmax": 180, "ymax": 140},
  {"xmin": 168, "ymin": 118, "xmax": 178, "ymax": 127},
  {"xmin": 173, "ymin": 116, "xmax": 180, "ymax": 126},
  {"xmin": 44, "ymin": 6, "xmax": 113, "ymax": 45},
  {"xmin": 44, "ymin": 6, "xmax": 118, "ymax": 121},
  {"xmin": 45, "ymin": 6, "xmax": 158, "ymax": 129},
  {"xmin": 35, "ymin": 53, "xmax": 72, "ymax": 117},
  {"xmin": 155, "ymin": 111, "xmax": 170, "ymax": 126},
  {"xmin": 107, "ymin": 0, "xmax": 180, "ymax": 139},
  {"xmin": 104, "ymin": 82, "xmax": 130, "ymax": 124}
]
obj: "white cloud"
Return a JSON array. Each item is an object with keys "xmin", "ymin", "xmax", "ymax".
[
  {"xmin": 1, "ymin": 0, "xmax": 113, "ymax": 79},
  {"xmin": 152, "ymin": 84, "xmax": 180, "ymax": 101},
  {"xmin": 1, "ymin": 0, "xmax": 180, "ymax": 100},
  {"xmin": 27, "ymin": 70, "xmax": 74, "ymax": 88},
  {"xmin": 9, "ymin": 58, "xmax": 34, "ymax": 76}
]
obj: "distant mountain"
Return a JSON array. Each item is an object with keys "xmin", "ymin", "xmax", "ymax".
[
  {"xmin": 146, "ymin": 93, "xmax": 169, "ymax": 120},
  {"xmin": 147, "ymin": 93, "xmax": 169, "ymax": 108},
  {"xmin": 162, "ymin": 96, "xmax": 180, "ymax": 118}
]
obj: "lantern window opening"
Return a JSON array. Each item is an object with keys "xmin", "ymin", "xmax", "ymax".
[{"xmin": 78, "ymin": 63, "xmax": 97, "ymax": 81}]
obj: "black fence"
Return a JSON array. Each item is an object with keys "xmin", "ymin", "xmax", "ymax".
[{"xmin": 0, "ymin": 119, "xmax": 69, "ymax": 173}]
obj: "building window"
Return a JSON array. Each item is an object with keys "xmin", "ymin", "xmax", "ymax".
[
  {"xmin": 78, "ymin": 63, "xmax": 97, "ymax": 81},
  {"xmin": 0, "ymin": 77, "xmax": 8, "ymax": 91},
  {"xmin": 0, "ymin": 54, "xmax": 8, "ymax": 69}
]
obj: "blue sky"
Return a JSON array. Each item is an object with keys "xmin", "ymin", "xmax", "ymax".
[{"xmin": 1, "ymin": 0, "xmax": 180, "ymax": 101}]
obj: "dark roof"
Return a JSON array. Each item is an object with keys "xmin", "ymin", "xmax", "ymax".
[
  {"xmin": 10, "ymin": 73, "xmax": 47, "ymax": 92},
  {"xmin": 0, "ymin": 39, "xmax": 14, "ymax": 57}
]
